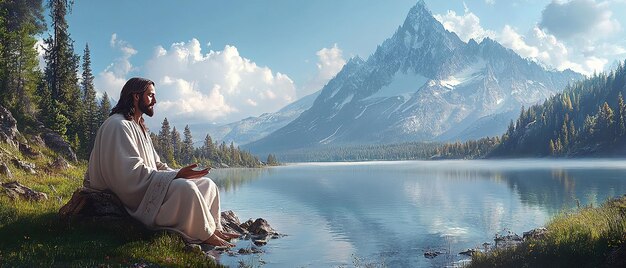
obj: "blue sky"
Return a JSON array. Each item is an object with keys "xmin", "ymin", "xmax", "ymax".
[{"xmin": 46, "ymin": 0, "xmax": 626, "ymax": 130}]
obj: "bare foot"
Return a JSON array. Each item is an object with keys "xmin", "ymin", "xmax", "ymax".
[
  {"xmin": 216, "ymin": 230, "xmax": 240, "ymax": 240},
  {"xmin": 203, "ymin": 234, "xmax": 234, "ymax": 248}
]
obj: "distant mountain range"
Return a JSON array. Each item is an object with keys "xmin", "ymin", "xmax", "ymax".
[
  {"xmin": 242, "ymin": 0, "xmax": 581, "ymax": 155},
  {"xmin": 194, "ymin": 91, "xmax": 320, "ymax": 146}
]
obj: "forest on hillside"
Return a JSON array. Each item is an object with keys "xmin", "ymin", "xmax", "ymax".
[{"xmin": 491, "ymin": 61, "xmax": 626, "ymax": 157}]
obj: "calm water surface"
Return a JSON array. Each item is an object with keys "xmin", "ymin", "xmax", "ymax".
[{"xmin": 209, "ymin": 159, "xmax": 626, "ymax": 267}]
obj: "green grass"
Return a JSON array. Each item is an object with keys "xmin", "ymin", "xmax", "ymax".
[
  {"xmin": 468, "ymin": 196, "xmax": 626, "ymax": 268},
  {"xmin": 0, "ymin": 142, "xmax": 223, "ymax": 267}
]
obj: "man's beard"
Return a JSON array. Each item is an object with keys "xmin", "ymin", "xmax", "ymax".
[{"xmin": 139, "ymin": 100, "xmax": 154, "ymax": 117}]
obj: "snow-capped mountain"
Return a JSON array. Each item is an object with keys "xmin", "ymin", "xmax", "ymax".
[
  {"xmin": 197, "ymin": 90, "xmax": 320, "ymax": 146},
  {"xmin": 245, "ymin": 0, "xmax": 582, "ymax": 154}
]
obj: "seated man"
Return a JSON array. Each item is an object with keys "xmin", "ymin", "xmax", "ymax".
[{"xmin": 84, "ymin": 77, "xmax": 238, "ymax": 247}]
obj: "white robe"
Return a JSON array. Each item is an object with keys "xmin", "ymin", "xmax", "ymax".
[{"xmin": 85, "ymin": 113, "xmax": 222, "ymax": 243}]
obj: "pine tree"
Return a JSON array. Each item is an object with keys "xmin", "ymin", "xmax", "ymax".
[
  {"xmin": 43, "ymin": 0, "xmax": 82, "ymax": 141},
  {"xmin": 266, "ymin": 154, "xmax": 279, "ymax": 165},
  {"xmin": 182, "ymin": 125, "xmax": 194, "ymax": 165},
  {"xmin": 0, "ymin": 0, "xmax": 46, "ymax": 122},
  {"xmin": 171, "ymin": 126, "xmax": 181, "ymax": 164},
  {"xmin": 158, "ymin": 117, "xmax": 174, "ymax": 164},
  {"xmin": 617, "ymin": 92, "xmax": 626, "ymax": 136},
  {"xmin": 202, "ymin": 134, "xmax": 215, "ymax": 160},
  {"xmin": 98, "ymin": 91, "xmax": 111, "ymax": 125},
  {"xmin": 38, "ymin": 81, "xmax": 69, "ymax": 137},
  {"xmin": 80, "ymin": 43, "xmax": 98, "ymax": 158}
]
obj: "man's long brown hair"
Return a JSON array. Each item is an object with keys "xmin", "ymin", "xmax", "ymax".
[{"xmin": 110, "ymin": 77, "xmax": 155, "ymax": 120}]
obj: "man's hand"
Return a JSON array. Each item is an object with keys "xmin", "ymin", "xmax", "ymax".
[{"xmin": 176, "ymin": 164, "xmax": 210, "ymax": 179}]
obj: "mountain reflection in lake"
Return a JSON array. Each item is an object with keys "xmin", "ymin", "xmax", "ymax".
[{"xmin": 211, "ymin": 159, "xmax": 626, "ymax": 268}]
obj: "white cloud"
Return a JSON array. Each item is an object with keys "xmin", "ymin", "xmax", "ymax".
[
  {"xmin": 94, "ymin": 33, "xmax": 137, "ymax": 101},
  {"xmin": 433, "ymin": 6, "xmax": 496, "ymax": 42},
  {"xmin": 485, "ymin": 0, "xmax": 496, "ymax": 5},
  {"xmin": 497, "ymin": 25, "xmax": 607, "ymax": 74},
  {"xmin": 299, "ymin": 43, "xmax": 346, "ymax": 98},
  {"xmin": 539, "ymin": 0, "xmax": 621, "ymax": 40},
  {"xmin": 144, "ymin": 38, "xmax": 297, "ymax": 126},
  {"xmin": 432, "ymin": 3, "xmax": 618, "ymax": 75},
  {"xmin": 34, "ymin": 38, "xmax": 46, "ymax": 71}
]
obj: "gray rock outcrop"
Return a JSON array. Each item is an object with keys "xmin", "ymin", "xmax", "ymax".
[
  {"xmin": 0, "ymin": 105, "xmax": 19, "ymax": 148},
  {"xmin": 38, "ymin": 124, "xmax": 77, "ymax": 162},
  {"xmin": 1, "ymin": 181, "xmax": 48, "ymax": 201},
  {"xmin": 0, "ymin": 163, "xmax": 12, "ymax": 178}
]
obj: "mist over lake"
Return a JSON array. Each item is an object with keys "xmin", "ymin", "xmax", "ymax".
[{"xmin": 211, "ymin": 159, "xmax": 626, "ymax": 267}]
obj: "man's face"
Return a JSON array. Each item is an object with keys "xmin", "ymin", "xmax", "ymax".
[{"xmin": 139, "ymin": 84, "xmax": 157, "ymax": 117}]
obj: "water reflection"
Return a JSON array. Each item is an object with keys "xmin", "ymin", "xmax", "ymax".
[
  {"xmin": 218, "ymin": 159, "xmax": 626, "ymax": 267},
  {"xmin": 209, "ymin": 168, "xmax": 267, "ymax": 192}
]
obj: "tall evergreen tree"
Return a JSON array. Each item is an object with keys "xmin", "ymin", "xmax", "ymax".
[
  {"xmin": 158, "ymin": 117, "xmax": 174, "ymax": 164},
  {"xmin": 171, "ymin": 126, "xmax": 181, "ymax": 164},
  {"xmin": 617, "ymin": 93, "xmax": 626, "ymax": 136},
  {"xmin": 0, "ymin": 0, "xmax": 46, "ymax": 122},
  {"xmin": 80, "ymin": 43, "xmax": 98, "ymax": 158},
  {"xmin": 98, "ymin": 91, "xmax": 111, "ymax": 125},
  {"xmin": 38, "ymin": 80, "xmax": 68, "ymax": 137},
  {"xmin": 202, "ymin": 134, "xmax": 215, "ymax": 160},
  {"xmin": 182, "ymin": 125, "xmax": 194, "ymax": 164},
  {"xmin": 43, "ymin": 0, "xmax": 81, "ymax": 141}
]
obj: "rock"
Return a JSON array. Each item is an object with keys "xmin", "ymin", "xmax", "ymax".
[
  {"xmin": 58, "ymin": 187, "xmax": 129, "ymax": 221},
  {"xmin": 494, "ymin": 232, "xmax": 523, "ymax": 250},
  {"xmin": 220, "ymin": 210, "xmax": 249, "ymax": 235},
  {"xmin": 19, "ymin": 142, "xmax": 40, "ymax": 158},
  {"xmin": 1, "ymin": 181, "xmax": 48, "ymax": 201},
  {"xmin": 50, "ymin": 156, "xmax": 71, "ymax": 170},
  {"xmin": 523, "ymin": 228, "xmax": 547, "ymax": 241},
  {"xmin": 245, "ymin": 218, "xmax": 278, "ymax": 237},
  {"xmin": 459, "ymin": 248, "xmax": 478, "ymax": 256},
  {"xmin": 183, "ymin": 243, "xmax": 203, "ymax": 254},
  {"xmin": 253, "ymin": 239, "xmax": 267, "ymax": 246},
  {"xmin": 238, "ymin": 247, "xmax": 263, "ymax": 254},
  {"xmin": 218, "ymin": 163, "xmax": 230, "ymax": 168},
  {"xmin": 0, "ymin": 163, "xmax": 12, "ymax": 178},
  {"xmin": 424, "ymin": 250, "xmax": 442, "ymax": 258},
  {"xmin": 28, "ymin": 135, "xmax": 45, "ymax": 147},
  {"xmin": 39, "ymin": 126, "xmax": 77, "ymax": 162},
  {"xmin": 0, "ymin": 105, "xmax": 19, "ymax": 148},
  {"xmin": 11, "ymin": 158, "xmax": 36, "ymax": 174}
]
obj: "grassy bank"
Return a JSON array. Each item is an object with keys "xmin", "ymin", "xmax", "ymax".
[
  {"xmin": 468, "ymin": 195, "xmax": 626, "ymax": 268},
  {"xmin": 0, "ymin": 143, "xmax": 222, "ymax": 267}
]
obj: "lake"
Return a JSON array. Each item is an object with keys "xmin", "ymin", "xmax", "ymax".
[{"xmin": 209, "ymin": 159, "xmax": 626, "ymax": 267}]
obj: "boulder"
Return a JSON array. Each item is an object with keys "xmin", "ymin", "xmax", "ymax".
[
  {"xmin": 0, "ymin": 105, "xmax": 19, "ymax": 148},
  {"xmin": 28, "ymin": 135, "xmax": 45, "ymax": 147},
  {"xmin": 238, "ymin": 247, "xmax": 263, "ymax": 255},
  {"xmin": 0, "ymin": 163, "xmax": 12, "ymax": 178},
  {"xmin": 1, "ymin": 181, "xmax": 48, "ymax": 201},
  {"xmin": 11, "ymin": 158, "xmax": 36, "ymax": 174},
  {"xmin": 50, "ymin": 156, "xmax": 71, "ymax": 170},
  {"xmin": 59, "ymin": 187, "xmax": 129, "ymax": 221},
  {"xmin": 523, "ymin": 228, "xmax": 547, "ymax": 241},
  {"xmin": 245, "ymin": 218, "xmax": 278, "ymax": 237},
  {"xmin": 424, "ymin": 250, "xmax": 443, "ymax": 258},
  {"xmin": 220, "ymin": 210, "xmax": 249, "ymax": 235},
  {"xmin": 19, "ymin": 142, "xmax": 40, "ymax": 158},
  {"xmin": 459, "ymin": 248, "xmax": 478, "ymax": 256},
  {"xmin": 38, "ymin": 125, "xmax": 77, "ymax": 162},
  {"xmin": 494, "ymin": 232, "xmax": 523, "ymax": 250}
]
